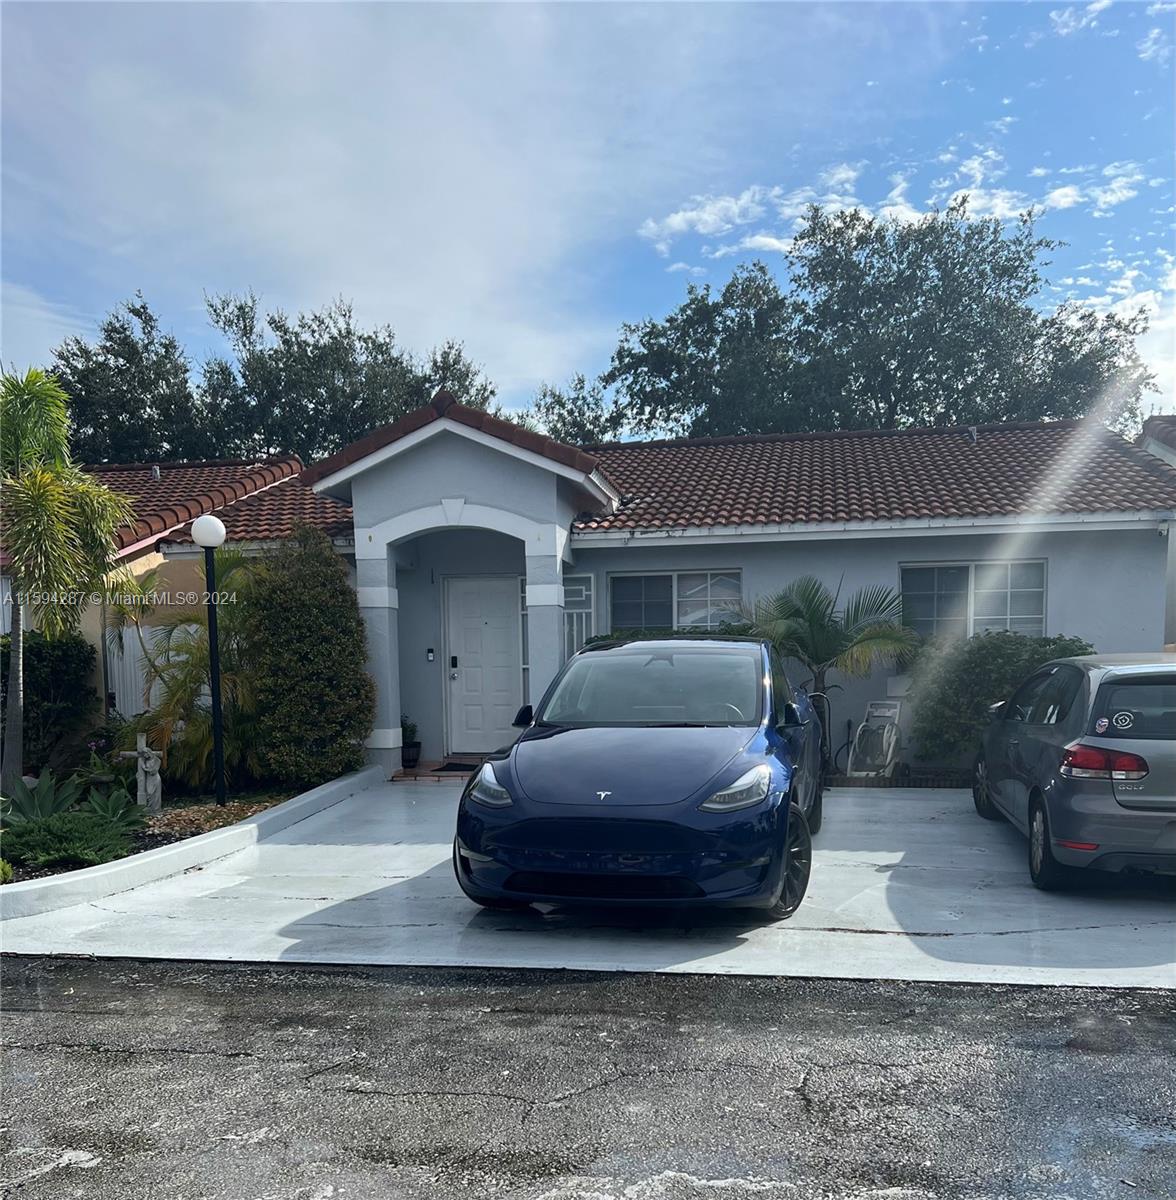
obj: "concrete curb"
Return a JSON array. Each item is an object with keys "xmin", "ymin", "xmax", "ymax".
[{"xmin": 0, "ymin": 765, "xmax": 386, "ymax": 921}]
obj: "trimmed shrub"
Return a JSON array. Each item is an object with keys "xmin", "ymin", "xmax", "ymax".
[
  {"xmin": 0, "ymin": 858, "xmax": 12, "ymax": 884},
  {"xmin": 246, "ymin": 525, "xmax": 375, "ymax": 787},
  {"xmin": 908, "ymin": 631, "xmax": 1095, "ymax": 763},
  {"xmin": 1, "ymin": 631, "xmax": 99, "ymax": 771},
  {"xmin": 0, "ymin": 811, "xmax": 132, "ymax": 869}
]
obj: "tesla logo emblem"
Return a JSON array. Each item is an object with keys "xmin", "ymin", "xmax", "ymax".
[{"xmin": 596, "ymin": 791, "xmax": 612, "ymax": 801}]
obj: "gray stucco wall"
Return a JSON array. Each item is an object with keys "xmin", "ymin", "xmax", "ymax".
[
  {"xmin": 349, "ymin": 431, "xmax": 571, "ymax": 534},
  {"xmin": 570, "ymin": 526, "xmax": 1168, "ymax": 765}
]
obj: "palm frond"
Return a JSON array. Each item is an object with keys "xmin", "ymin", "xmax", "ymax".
[
  {"xmin": 840, "ymin": 584, "xmax": 905, "ymax": 636},
  {"xmin": 0, "ymin": 368, "xmax": 71, "ymax": 475},
  {"xmin": 835, "ymin": 622, "xmax": 921, "ymax": 677}
]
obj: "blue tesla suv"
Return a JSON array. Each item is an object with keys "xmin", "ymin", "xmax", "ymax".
[{"xmin": 453, "ymin": 637, "xmax": 823, "ymax": 919}]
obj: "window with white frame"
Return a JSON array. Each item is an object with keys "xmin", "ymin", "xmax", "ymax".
[
  {"xmin": 562, "ymin": 575, "xmax": 594, "ymax": 660},
  {"xmin": 900, "ymin": 561, "xmax": 1045, "ymax": 640},
  {"xmin": 609, "ymin": 571, "xmax": 742, "ymax": 632}
]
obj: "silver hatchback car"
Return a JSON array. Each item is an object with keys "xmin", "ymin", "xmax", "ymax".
[{"xmin": 973, "ymin": 653, "xmax": 1176, "ymax": 889}]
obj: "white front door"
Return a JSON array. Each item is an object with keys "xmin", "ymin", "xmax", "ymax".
[{"xmin": 445, "ymin": 576, "xmax": 522, "ymax": 754}]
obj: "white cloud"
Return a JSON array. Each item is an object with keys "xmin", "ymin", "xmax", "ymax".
[
  {"xmin": 1090, "ymin": 162, "xmax": 1146, "ymax": 215},
  {"xmin": 1, "ymin": 282, "xmax": 95, "ymax": 368},
  {"xmin": 1045, "ymin": 185, "xmax": 1083, "ymax": 208},
  {"xmin": 957, "ymin": 148, "xmax": 1006, "ymax": 189},
  {"xmin": 953, "ymin": 188, "xmax": 1031, "ymax": 220},
  {"xmin": 1029, "ymin": 166, "xmax": 1050, "ymax": 178},
  {"xmin": 639, "ymin": 187, "xmax": 778, "ymax": 256},
  {"xmin": 818, "ymin": 162, "xmax": 861, "ymax": 191},
  {"xmin": 707, "ymin": 232, "xmax": 795, "ymax": 260},
  {"xmin": 1137, "ymin": 28, "xmax": 1174, "ymax": 63},
  {"xmin": 666, "ymin": 262, "xmax": 706, "ymax": 277},
  {"xmin": 1049, "ymin": 0, "xmax": 1114, "ymax": 36},
  {"xmin": 878, "ymin": 175, "xmax": 924, "ymax": 223}
]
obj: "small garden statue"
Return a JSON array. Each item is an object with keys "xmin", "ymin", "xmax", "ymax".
[{"xmin": 119, "ymin": 733, "xmax": 162, "ymax": 813}]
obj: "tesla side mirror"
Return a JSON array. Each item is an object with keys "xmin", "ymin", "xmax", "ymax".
[
  {"xmin": 512, "ymin": 704, "xmax": 534, "ymax": 728},
  {"xmin": 777, "ymin": 702, "xmax": 805, "ymax": 729},
  {"xmin": 987, "ymin": 700, "xmax": 1007, "ymax": 719}
]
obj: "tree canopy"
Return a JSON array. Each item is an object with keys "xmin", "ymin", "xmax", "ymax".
[
  {"xmin": 51, "ymin": 296, "xmax": 210, "ymax": 463},
  {"xmin": 528, "ymin": 198, "xmax": 1154, "ymax": 440},
  {"xmin": 52, "ymin": 294, "xmax": 496, "ymax": 465}
]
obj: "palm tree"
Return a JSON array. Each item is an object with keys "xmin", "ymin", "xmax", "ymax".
[
  {"xmin": 129, "ymin": 549, "xmax": 262, "ymax": 788},
  {"xmin": 750, "ymin": 575, "xmax": 919, "ymax": 764},
  {"xmin": 1, "ymin": 369, "xmax": 132, "ymax": 794}
]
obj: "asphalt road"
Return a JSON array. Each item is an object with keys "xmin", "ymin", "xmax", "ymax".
[{"xmin": 2, "ymin": 958, "xmax": 1174, "ymax": 1200}]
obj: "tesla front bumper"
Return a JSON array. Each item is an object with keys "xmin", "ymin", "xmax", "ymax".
[{"xmin": 455, "ymin": 805, "xmax": 789, "ymax": 907}]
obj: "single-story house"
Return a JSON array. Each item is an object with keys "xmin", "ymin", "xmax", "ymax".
[
  {"xmin": 1, "ymin": 455, "xmax": 351, "ymax": 713},
  {"xmin": 5, "ymin": 403, "xmax": 1174, "ymax": 775},
  {"xmin": 298, "ymin": 395, "xmax": 1176, "ymax": 774}
]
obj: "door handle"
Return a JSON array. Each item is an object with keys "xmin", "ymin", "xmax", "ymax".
[
  {"xmin": 449, "ymin": 671, "xmax": 459, "ymax": 680},
  {"xmin": 1007, "ymin": 738, "xmax": 1019, "ymax": 747}
]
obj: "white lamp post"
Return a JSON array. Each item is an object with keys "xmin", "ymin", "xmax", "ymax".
[{"xmin": 191, "ymin": 514, "xmax": 228, "ymax": 806}]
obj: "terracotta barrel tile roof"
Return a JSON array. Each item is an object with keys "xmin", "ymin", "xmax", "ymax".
[
  {"xmin": 576, "ymin": 420, "xmax": 1176, "ymax": 531},
  {"xmin": 301, "ymin": 390, "xmax": 599, "ymax": 485},
  {"xmin": 1142, "ymin": 414, "xmax": 1176, "ymax": 453},
  {"xmin": 163, "ymin": 476, "xmax": 354, "ymax": 545},
  {"xmin": 85, "ymin": 456, "xmax": 304, "ymax": 550}
]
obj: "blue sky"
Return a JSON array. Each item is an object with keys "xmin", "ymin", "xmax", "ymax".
[{"xmin": 2, "ymin": 1, "xmax": 1173, "ymax": 416}]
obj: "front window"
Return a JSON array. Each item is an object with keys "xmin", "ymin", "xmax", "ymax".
[
  {"xmin": 901, "ymin": 561, "xmax": 1045, "ymax": 640},
  {"xmin": 609, "ymin": 571, "xmax": 742, "ymax": 632},
  {"xmin": 538, "ymin": 646, "xmax": 763, "ymax": 727}
]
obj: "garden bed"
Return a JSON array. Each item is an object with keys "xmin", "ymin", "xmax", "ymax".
[{"xmin": 7, "ymin": 790, "xmax": 293, "ymax": 883}]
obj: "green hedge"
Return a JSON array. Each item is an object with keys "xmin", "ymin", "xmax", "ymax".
[
  {"xmin": 908, "ymin": 631, "xmax": 1095, "ymax": 763},
  {"xmin": 246, "ymin": 525, "xmax": 376, "ymax": 787},
  {"xmin": 1, "ymin": 631, "xmax": 99, "ymax": 771}
]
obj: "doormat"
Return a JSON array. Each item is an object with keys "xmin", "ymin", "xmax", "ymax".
[{"xmin": 436, "ymin": 761, "xmax": 478, "ymax": 773}]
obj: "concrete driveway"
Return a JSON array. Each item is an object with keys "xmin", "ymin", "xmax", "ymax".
[{"xmin": 3, "ymin": 781, "xmax": 1173, "ymax": 987}]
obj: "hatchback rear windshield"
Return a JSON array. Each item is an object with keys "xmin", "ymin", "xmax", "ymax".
[
  {"xmin": 1091, "ymin": 676, "xmax": 1176, "ymax": 740},
  {"xmin": 538, "ymin": 647, "xmax": 763, "ymax": 727}
]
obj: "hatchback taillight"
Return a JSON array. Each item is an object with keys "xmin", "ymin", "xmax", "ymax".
[{"xmin": 1059, "ymin": 743, "xmax": 1149, "ymax": 781}]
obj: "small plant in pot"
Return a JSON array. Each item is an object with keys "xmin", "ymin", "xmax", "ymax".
[{"xmin": 400, "ymin": 715, "xmax": 421, "ymax": 770}]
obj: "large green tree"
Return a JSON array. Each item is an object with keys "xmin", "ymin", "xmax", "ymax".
[
  {"xmin": 0, "ymin": 369, "xmax": 132, "ymax": 793},
  {"xmin": 781, "ymin": 200, "xmax": 1150, "ymax": 432},
  {"xmin": 537, "ymin": 198, "xmax": 1153, "ymax": 440},
  {"xmin": 50, "ymin": 293, "xmax": 497, "ymax": 465},
  {"xmin": 201, "ymin": 294, "xmax": 496, "ymax": 462},
  {"xmin": 51, "ymin": 295, "xmax": 212, "ymax": 462},
  {"xmin": 525, "ymin": 374, "xmax": 625, "ymax": 444}
]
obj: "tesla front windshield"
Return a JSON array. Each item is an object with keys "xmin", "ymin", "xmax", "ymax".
[{"xmin": 538, "ymin": 646, "xmax": 764, "ymax": 727}]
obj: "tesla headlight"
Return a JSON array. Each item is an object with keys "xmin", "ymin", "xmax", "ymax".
[
  {"xmin": 699, "ymin": 764, "xmax": 772, "ymax": 813},
  {"xmin": 469, "ymin": 761, "xmax": 513, "ymax": 808}
]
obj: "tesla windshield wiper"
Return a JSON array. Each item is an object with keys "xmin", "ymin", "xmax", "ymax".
[{"xmin": 644, "ymin": 721, "xmax": 725, "ymax": 727}]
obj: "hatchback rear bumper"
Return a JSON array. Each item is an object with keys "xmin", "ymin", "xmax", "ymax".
[{"xmin": 1049, "ymin": 786, "xmax": 1176, "ymax": 872}]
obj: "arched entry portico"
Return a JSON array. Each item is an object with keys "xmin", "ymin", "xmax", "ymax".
[{"xmin": 355, "ymin": 503, "xmax": 569, "ymax": 773}]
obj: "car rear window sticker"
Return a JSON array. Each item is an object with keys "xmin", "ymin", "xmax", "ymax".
[
  {"xmin": 1094, "ymin": 717, "xmax": 1109, "ymax": 733},
  {"xmin": 1111, "ymin": 711, "xmax": 1135, "ymax": 730}
]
